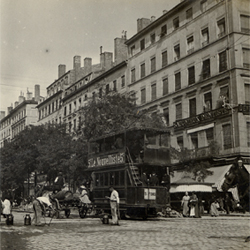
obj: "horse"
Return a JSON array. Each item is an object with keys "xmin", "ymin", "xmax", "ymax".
[{"xmin": 221, "ymin": 163, "xmax": 250, "ymax": 212}]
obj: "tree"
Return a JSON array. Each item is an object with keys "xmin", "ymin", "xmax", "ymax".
[
  {"xmin": 80, "ymin": 92, "xmax": 166, "ymax": 141},
  {"xmin": 0, "ymin": 124, "xmax": 87, "ymax": 198}
]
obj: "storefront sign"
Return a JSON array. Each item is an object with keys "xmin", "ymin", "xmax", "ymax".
[
  {"xmin": 174, "ymin": 107, "xmax": 231, "ymax": 129},
  {"xmin": 144, "ymin": 188, "xmax": 156, "ymax": 200},
  {"xmin": 88, "ymin": 152, "xmax": 125, "ymax": 168}
]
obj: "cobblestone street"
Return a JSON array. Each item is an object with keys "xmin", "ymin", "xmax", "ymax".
[{"xmin": 1, "ymin": 210, "xmax": 250, "ymax": 250}]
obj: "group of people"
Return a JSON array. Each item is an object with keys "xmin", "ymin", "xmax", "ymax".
[{"xmin": 181, "ymin": 192, "xmax": 202, "ymax": 218}]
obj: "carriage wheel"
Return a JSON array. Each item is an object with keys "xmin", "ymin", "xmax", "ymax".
[
  {"xmin": 65, "ymin": 209, "xmax": 71, "ymax": 218},
  {"xmin": 79, "ymin": 206, "xmax": 88, "ymax": 218}
]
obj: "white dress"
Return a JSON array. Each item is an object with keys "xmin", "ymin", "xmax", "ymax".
[{"xmin": 2, "ymin": 199, "xmax": 11, "ymax": 215}]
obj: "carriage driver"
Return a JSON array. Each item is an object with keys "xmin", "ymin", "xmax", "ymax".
[{"xmin": 106, "ymin": 186, "xmax": 120, "ymax": 225}]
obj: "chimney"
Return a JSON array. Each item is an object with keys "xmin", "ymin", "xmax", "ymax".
[
  {"xmin": 34, "ymin": 85, "xmax": 40, "ymax": 102},
  {"xmin": 58, "ymin": 64, "xmax": 66, "ymax": 78},
  {"xmin": 14, "ymin": 101, "xmax": 19, "ymax": 108},
  {"xmin": 114, "ymin": 36, "xmax": 128, "ymax": 64},
  {"xmin": 151, "ymin": 16, "xmax": 156, "ymax": 22},
  {"xmin": 19, "ymin": 92, "xmax": 25, "ymax": 103},
  {"xmin": 73, "ymin": 55, "xmax": 81, "ymax": 70},
  {"xmin": 26, "ymin": 89, "xmax": 32, "ymax": 100},
  {"xmin": 0, "ymin": 111, "xmax": 5, "ymax": 120},
  {"xmin": 84, "ymin": 57, "xmax": 92, "ymax": 75},
  {"xmin": 7, "ymin": 106, "xmax": 13, "ymax": 114},
  {"xmin": 100, "ymin": 52, "xmax": 113, "ymax": 70},
  {"xmin": 137, "ymin": 18, "xmax": 151, "ymax": 32}
]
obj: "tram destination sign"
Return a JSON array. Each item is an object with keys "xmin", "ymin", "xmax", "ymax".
[{"xmin": 88, "ymin": 152, "xmax": 125, "ymax": 168}]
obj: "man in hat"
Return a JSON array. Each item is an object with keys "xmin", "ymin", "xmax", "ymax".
[
  {"xmin": 53, "ymin": 172, "xmax": 65, "ymax": 193},
  {"xmin": 106, "ymin": 186, "xmax": 120, "ymax": 225},
  {"xmin": 32, "ymin": 196, "xmax": 54, "ymax": 226}
]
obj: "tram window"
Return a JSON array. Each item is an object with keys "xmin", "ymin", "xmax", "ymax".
[
  {"xmin": 104, "ymin": 173, "xmax": 109, "ymax": 186},
  {"xmin": 110, "ymin": 172, "xmax": 115, "ymax": 186},
  {"xmin": 120, "ymin": 171, "xmax": 125, "ymax": 186},
  {"xmin": 99, "ymin": 174, "xmax": 103, "ymax": 186},
  {"xmin": 147, "ymin": 135, "xmax": 157, "ymax": 145},
  {"xmin": 95, "ymin": 174, "xmax": 99, "ymax": 186},
  {"xmin": 160, "ymin": 134, "xmax": 169, "ymax": 147},
  {"xmin": 115, "ymin": 171, "xmax": 119, "ymax": 186}
]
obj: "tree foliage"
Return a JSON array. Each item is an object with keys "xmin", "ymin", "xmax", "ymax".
[{"xmin": 81, "ymin": 92, "xmax": 166, "ymax": 141}]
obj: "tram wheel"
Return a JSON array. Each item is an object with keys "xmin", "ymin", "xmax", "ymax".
[{"xmin": 65, "ymin": 209, "xmax": 71, "ymax": 218}]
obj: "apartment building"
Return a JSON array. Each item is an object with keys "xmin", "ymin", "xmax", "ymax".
[
  {"xmin": 125, "ymin": 0, "xmax": 250, "ymax": 177},
  {"xmin": 0, "ymin": 85, "xmax": 40, "ymax": 148}
]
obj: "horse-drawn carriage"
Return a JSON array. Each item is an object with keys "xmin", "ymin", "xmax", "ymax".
[{"xmin": 36, "ymin": 185, "xmax": 93, "ymax": 218}]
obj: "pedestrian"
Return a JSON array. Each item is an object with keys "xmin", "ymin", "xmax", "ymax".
[
  {"xmin": 189, "ymin": 192, "xmax": 200, "ymax": 218},
  {"xmin": 2, "ymin": 197, "xmax": 12, "ymax": 218},
  {"xmin": 53, "ymin": 171, "xmax": 65, "ymax": 193},
  {"xmin": 79, "ymin": 185, "xmax": 91, "ymax": 204},
  {"xmin": 32, "ymin": 196, "xmax": 54, "ymax": 226},
  {"xmin": 181, "ymin": 192, "xmax": 190, "ymax": 217},
  {"xmin": 106, "ymin": 186, "xmax": 120, "ymax": 225},
  {"xmin": 210, "ymin": 199, "xmax": 220, "ymax": 217},
  {"xmin": 149, "ymin": 172, "xmax": 159, "ymax": 186},
  {"xmin": 141, "ymin": 172, "xmax": 148, "ymax": 186}
]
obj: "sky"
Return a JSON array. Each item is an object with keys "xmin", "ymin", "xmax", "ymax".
[{"xmin": 0, "ymin": 0, "xmax": 177, "ymax": 114}]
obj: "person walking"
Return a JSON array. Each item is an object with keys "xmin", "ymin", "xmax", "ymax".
[
  {"xmin": 32, "ymin": 196, "xmax": 53, "ymax": 226},
  {"xmin": 106, "ymin": 186, "xmax": 120, "ymax": 225},
  {"xmin": 2, "ymin": 197, "xmax": 11, "ymax": 218},
  {"xmin": 181, "ymin": 192, "xmax": 190, "ymax": 217}
]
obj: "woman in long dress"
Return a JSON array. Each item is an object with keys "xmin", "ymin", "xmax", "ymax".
[
  {"xmin": 189, "ymin": 193, "xmax": 200, "ymax": 218},
  {"xmin": 2, "ymin": 198, "xmax": 11, "ymax": 218},
  {"xmin": 181, "ymin": 192, "xmax": 190, "ymax": 217},
  {"xmin": 210, "ymin": 200, "xmax": 220, "ymax": 217}
]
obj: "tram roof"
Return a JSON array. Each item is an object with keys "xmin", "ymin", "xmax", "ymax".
[{"xmin": 89, "ymin": 127, "xmax": 170, "ymax": 142}]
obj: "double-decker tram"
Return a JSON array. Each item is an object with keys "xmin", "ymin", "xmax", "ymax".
[{"xmin": 85, "ymin": 127, "xmax": 171, "ymax": 219}]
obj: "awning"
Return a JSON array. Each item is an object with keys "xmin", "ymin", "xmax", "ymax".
[
  {"xmin": 244, "ymin": 164, "xmax": 250, "ymax": 174},
  {"xmin": 170, "ymin": 184, "xmax": 212, "ymax": 193},
  {"xmin": 170, "ymin": 165, "xmax": 232, "ymax": 192}
]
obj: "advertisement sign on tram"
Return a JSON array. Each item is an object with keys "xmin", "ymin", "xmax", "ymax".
[{"xmin": 88, "ymin": 152, "xmax": 125, "ymax": 168}]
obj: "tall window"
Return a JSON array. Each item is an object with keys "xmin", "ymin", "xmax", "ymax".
[
  {"xmin": 174, "ymin": 44, "xmax": 180, "ymax": 61},
  {"xmin": 121, "ymin": 75, "xmax": 125, "ymax": 88},
  {"xmin": 99, "ymin": 88, "xmax": 102, "ymax": 98},
  {"xmin": 151, "ymin": 83, "xmax": 157, "ymax": 101},
  {"xmin": 201, "ymin": 27, "xmax": 209, "ymax": 47},
  {"xmin": 141, "ymin": 88, "xmax": 146, "ymax": 104},
  {"xmin": 163, "ymin": 78, "xmax": 168, "ymax": 95},
  {"xmin": 218, "ymin": 86, "xmax": 229, "ymax": 107},
  {"xmin": 200, "ymin": 0, "xmax": 208, "ymax": 12},
  {"xmin": 245, "ymin": 84, "xmax": 250, "ymax": 104},
  {"xmin": 106, "ymin": 84, "xmax": 110, "ymax": 95},
  {"xmin": 113, "ymin": 80, "xmax": 117, "ymax": 91},
  {"xmin": 201, "ymin": 58, "xmax": 210, "ymax": 80},
  {"xmin": 243, "ymin": 48, "xmax": 250, "ymax": 69},
  {"xmin": 191, "ymin": 133, "xmax": 198, "ymax": 149},
  {"xmin": 240, "ymin": 15, "xmax": 250, "ymax": 33},
  {"xmin": 188, "ymin": 66, "xmax": 195, "ymax": 85},
  {"xmin": 150, "ymin": 33, "xmax": 155, "ymax": 44},
  {"xmin": 189, "ymin": 98, "xmax": 196, "ymax": 117},
  {"xmin": 173, "ymin": 17, "xmax": 179, "ymax": 29},
  {"xmin": 219, "ymin": 50, "xmax": 227, "ymax": 72},
  {"xmin": 204, "ymin": 92, "xmax": 212, "ymax": 111},
  {"xmin": 223, "ymin": 124, "xmax": 232, "ymax": 149},
  {"xmin": 175, "ymin": 72, "xmax": 181, "ymax": 91},
  {"xmin": 151, "ymin": 57, "xmax": 156, "ymax": 73},
  {"xmin": 69, "ymin": 104, "xmax": 71, "ymax": 114},
  {"xmin": 140, "ymin": 39, "xmax": 145, "ymax": 51},
  {"xmin": 163, "ymin": 108, "xmax": 169, "ymax": 126},
  {"xmin": 162, "ymin": 51, "xmax": 168, "ymax": 67},
  {"xmin": 161, "ymin": 24, "xmax": 167, "ymax": 37},
  {"xmin": 131, "ymin": 68, "xmax": 136, "ymax": 83},
  {"xmin": 187, "ymin": 36, "xmax": 194, "ymax": 54},
  {"xmin": 177, "ymin": 136, "xmax": 184, "ymax": 149},
  {"xmin": 247, "ymin": 122, "xmax": 250, "ymax": 147},
  {"xmin": 217, "ymin": 18, "xmax": 226, "ymax": 38},
  {"xmin": 131, "ymin": 45, "xmax": 135, "ymax": 56},
  {"xmin": 140, "ymin": 63, "xmax": 146, "ymax": 78},
  {"xmin": 206, "ymin": 128, "xmax": 214, "ymax": 145},
  {"xmin": 176, "ymin": 103, "xmax": 182, "ymax": 120},
  {"xmin": 186, "ymin": 8, "xmax": 193, "ymax": 21}
]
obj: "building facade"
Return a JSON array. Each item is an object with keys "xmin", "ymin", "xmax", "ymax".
[
  {"xmin": 124, "ymin": 0, "xmax": 250, "ymax": 170},
  {"xmin": 0, "ymin": 85, "xmax": 40, "ymax": 148}
]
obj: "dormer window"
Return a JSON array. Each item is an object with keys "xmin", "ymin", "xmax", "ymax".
[
  {"xmin": 173, "ymin": 17, "xmax": 179, "ymax": 30},
  {"xmin": 140, "ymin": 39, "xmax": 145, "ymax": 51},
  {"xmin": 161, "ymin": 24, "xmax": 167, "ymax": 37}
]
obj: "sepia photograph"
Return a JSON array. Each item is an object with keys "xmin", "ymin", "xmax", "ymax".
[{"xmin": 0, "ymin": 0, "xmax": 250, "ymax": 249}]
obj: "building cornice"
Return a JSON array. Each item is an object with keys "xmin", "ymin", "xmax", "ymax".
[{"xmin": 36, "ymin": 90, "xmax": 63, "ymax": 109}]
